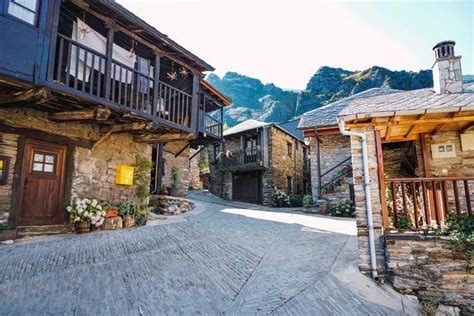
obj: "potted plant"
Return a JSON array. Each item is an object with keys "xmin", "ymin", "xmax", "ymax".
[
  {"xmin": 67, "ymin": 198, "xmax": 106, "ymax": 233},
  {"xmin": 0, "ymin": 223, "xmax": 17, "ymax": 242},
  {"xmin": 118, "ymin": 201, "xmax": 137, "ymax": 228},
  {"xmin": 159, "ymin": 184, "xmax": 169, "ymax": 196},
  {"xmin": 135, "ymin": 205, "xmax": 150, "ymax": 226},
  {"xmin": 168, "ymin": 166, "xmax": 179, "ymax": 197}
]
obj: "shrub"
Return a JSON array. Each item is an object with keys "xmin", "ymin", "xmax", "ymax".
[
  {"xmin": 273, "ymin": 188, "xmax": 290, "ymax": 207},
  {"xmin": 442, "ymin": 212, "xmax": 473, "ymax": 252},
  {"xmin": 66, "ymin": 198, "xmax": 107, "ymax": 227},
  {"xmin": 118, "ymin": 201, "xmax": 138, "ymax": 218},
  {"xmin": 303, "ymin": 195, "xmax": 313, "ymax": 209},
  {"xmin": 134, "ymin": 155, "xmax": 154, "ymax": 204},
  {"xmin": 395, "ymin": 213, "xmax": 412, "ymax": 229},
  {"xmin": 328, "ymin": 200, "xmax": 355, "ymax": 217},
  {"xmin": 289, "ymin": 195, "xmax": 303, "ymax": 207}
]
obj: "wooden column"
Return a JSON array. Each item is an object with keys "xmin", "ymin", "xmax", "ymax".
[
  {"xmin": 190, "ymin": 73, "xmax": 200, "ymax": 133},
  {"xmin": 104, "ymin": 25, "xmax": 115, "ymax": 101},
  {"xmin": 420, "ymin": 133, "xmax": 430, "ymax": 177},
  {"xmin": 375, "ymin": 130, "xmax": 389, "ymax": 230},
  {"xmin": 45, "ymin": 0, "xmax": 61, "ymax": 83},
  {"xmin": 316, "ymin": 136, "xmax": 322, "ymax": 198},
  {"xmin": 155, "ymin": 143, "xmax": 164, "ymax": 192},
  {"xmin": 152, "ymin": 52, "xmax": 161, "ymax": 117}
]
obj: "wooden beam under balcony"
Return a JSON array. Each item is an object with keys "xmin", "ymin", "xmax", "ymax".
[
  {"xmin": 133, "ymin": 132, "xmax": 194, "ymax": 143},
  {"xmin": 49, "ymin": 108, "xmax": 111, "ymax": 122},
  {"xmin": 0, "ymin": 88, "xmax": 53, "ymax": 107}
]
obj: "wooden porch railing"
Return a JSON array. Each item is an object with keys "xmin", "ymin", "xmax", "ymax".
[
  {"xmin": 385, "ymin": 177, "xmax": 474, "ymax": 229},
  {"xmin": 204, "ymin": 114, "xmax": 222, "ymax": 138},
  {"xmin": 223, "ymin": 149, "xmax": 262, "ymax": 168},
  {"xmin": 52, "ymin": 35, "xmax": 192, "ymax": 130}
]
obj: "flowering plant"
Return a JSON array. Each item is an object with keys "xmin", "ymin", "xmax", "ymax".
[
  {"xmin": 273, "ymin": 187, "xmax": 290, "ymax": 207},
  {"xmin": 67, "ymin": 198, "xmax": 107, "ymax": 227}
]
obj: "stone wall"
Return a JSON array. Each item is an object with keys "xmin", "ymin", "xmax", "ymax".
[
  {"xmin": 386, "ymin": 234, "xmax": 473, "ymax": 313},
  {"xmin": 162, "ymin": 140, "xmax": 190, "ymax": 197},
  {"xmin": 269, "ymin": 126, "xmax": 304, "ymax": 195},
  {"xmin": 189, "ymin": 148, "xmax": 202, "ymax": 190},
  {"xmin": 349, "ymin": 127, "xmax": 386, "ymax": 275},
  {"xmin": 0, "ymin": 133, "xmax": 19, "ymax": 224},
  {"xmin": 0, "ymin": 108, "xmax": 152, "ymax": 224}
]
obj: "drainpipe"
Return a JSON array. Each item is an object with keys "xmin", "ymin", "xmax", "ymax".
[{"xmin": 337, "ymin": 117, "xmax": 378, "ymax": 280}]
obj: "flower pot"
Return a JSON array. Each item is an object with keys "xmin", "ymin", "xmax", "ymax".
[
  {"xmin": 0, "ymin": 229, "xmax": 17, "ymax": 242},
  {"xmin": 168, "ymin": 188, "xmax": 178, "ymax": 197},
  {"xmin": 106, "ymin": 209, "xmax": 119, "ymax": 218},
  {"xmin": 74, "ymin": 220, "xmax": 91, "ymax": 234},
  {"xmin": 136, "ymin": 217, "xmax": 147, "ymax": 226},
  {"xmin": 123, "ymin": 215, "xmax": 135, "ymax": 228}
]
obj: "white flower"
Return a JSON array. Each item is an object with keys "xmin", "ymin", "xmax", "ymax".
[
  {"xmin": 91, "ymin": 199, "xmax": 98, "ymax": 207},
  {"xmin": 97, "ymin": 205, "xmax": 102, "ymax": 210},
  {"xmin": 101, "ymin": 211, "xmax": 106, "ymax": 217},
  {"xmin": 84, "ymin": 211, "xmax": 89, "ymax": 217},
  {"xmin": 77, "ymin": 207, "xmax": 84, "ymax": 214},
  {"xmin": 76, "ymin": 198, "xmax": 82, "ymax": 206},
  {"xmin": 66, "ymin": 206, "xmax": 72, "ymax": 213}
]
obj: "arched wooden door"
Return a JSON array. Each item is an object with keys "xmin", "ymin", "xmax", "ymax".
[{"xmin": 17, "ymin": 139, "xmax": 67, "ymax": 226}]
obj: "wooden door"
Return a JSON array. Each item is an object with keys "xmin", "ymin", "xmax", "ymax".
[
  {"xmin": 232, "ymin": 171, "xmax": 261, "ymax": 204},
  {"xmin": 17, "ymin": 139, "xmax": 67, "ymax": 226}
]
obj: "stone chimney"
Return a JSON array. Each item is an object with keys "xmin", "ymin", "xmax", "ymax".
[{"xmin": 432, "ymin": 40, "xmax": 463, "ymax": 94}]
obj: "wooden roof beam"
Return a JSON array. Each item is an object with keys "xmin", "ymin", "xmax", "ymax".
[
  {"xmin": 405, "ymin": 125, "xmax": 417, "ymax": 139},
  {"xmin": 0, "ymin": 88, "xmax": 52, "ymax": 106},
  {"xmin": 346, "ymin": 115, "xmax": 474, "ymax": 128},
  {"xmin": 461, "ymin": 121, "xmax": 474, "ymax": 133},
  {"xmin": 49, "ymin": 108, "xmax": 111, "ymax": 122},
  {"xmin": 133, "ymin": 132, "xmax": 194, "ymax": 143}
]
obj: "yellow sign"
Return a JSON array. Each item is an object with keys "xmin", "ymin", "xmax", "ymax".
[
  {"xmin": 0, "ymin": 160, "xmax": 3, "ymax": 170},
  {"xmin": 115, "ymin": 165, "xmax": 134, "ymax": 185}
]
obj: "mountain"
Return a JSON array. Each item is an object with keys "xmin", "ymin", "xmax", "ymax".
[{"xmin": 208, "ymin": 67, "xmax": 434, "ymax": 126}]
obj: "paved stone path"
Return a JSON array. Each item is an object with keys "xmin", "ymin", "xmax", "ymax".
[{"xmin": 0, "ymin": 191, "xmax": 418, "ymax": 315}]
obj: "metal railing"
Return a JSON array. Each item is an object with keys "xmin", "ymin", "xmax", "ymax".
[{"xmin": 385, "ymin": 177, "xmax": 474, "ymax": 229}]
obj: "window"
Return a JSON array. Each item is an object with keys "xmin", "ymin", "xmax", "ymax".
[
  {"xmin": 31, "ymin": 152, "xmax": 56, "ymax": 173},
  {"xmin": 287, "ymin": 142, "xmax": 292, "ymax": 157},
  {"xmin": 287, "ymin": 176, "xmax": 292, "ymax": 194},
  {"xmin": 245, "ymin": 137, "xmax": 257, "ymax": 153},
  {"xmin": 0, "ymin": 156, "xmax": 10, "ymax": 185},
  {"xmin": 7, "ymin": 0, "xmax": 39, "ymax": 25}
]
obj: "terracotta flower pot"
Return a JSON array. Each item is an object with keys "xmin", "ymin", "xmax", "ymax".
[
  {"xmin": 106, "ymin": 210, "xmax": 119, "ymax": 218},
  {"xmin": 123, "ymin": 215, "xmax": 135, "ymax": 228},
  {"xmin": 74, "ymin": 220, "xmax": 91, "ymax": 234}
]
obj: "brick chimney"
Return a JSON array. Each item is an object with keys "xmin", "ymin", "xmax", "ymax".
[{"xmin": 432, "ymin": 41, "xmax": 463, "ymax": 94}]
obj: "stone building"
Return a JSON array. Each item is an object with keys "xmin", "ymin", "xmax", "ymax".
[
  {"xmin": 0, "ymin": 0, "xmax": 227, "ymax": 231},
  {"xmin": 209, "ymin": 119, "xmax": 310, "ymax": 205},
  {"xmin": 300, "ymin": 41, "xmax": 474, "ymax": 311}
]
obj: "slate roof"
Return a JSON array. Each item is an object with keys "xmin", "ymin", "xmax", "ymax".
[
  {"xmin": 298, "ymin": 88, "xmax": 399, "ymax": 129},
  {"xmin": 339, "ymin": 83, "xmax": 474, "ymax": 117},
  {"xmin": 278, "ymin": 118, "xmax": 304, "ymax": 140},
  {"xmin": 224, "ymin": 119, "xmax": 270, "ymax": 136}
]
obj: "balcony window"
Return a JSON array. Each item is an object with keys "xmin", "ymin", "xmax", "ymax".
[{"xmin": 7, "ymin": 0, "xmax": 39, "ymax": 25}]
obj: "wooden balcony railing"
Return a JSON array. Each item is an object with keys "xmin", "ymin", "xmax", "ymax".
[
  {"xmin": 204, "ymin": 114, "xmax": 222, "ymax": 138},
  {"xmin": 52, "ymin": 35, "xmax": 192, "ymax": 130},
  {"xmin": 385, "ymin": 177, "xmax": 474, "ymax": 229},
  {"xmin": 223, "ymin": 149, "xmax": 262, "ymax": 168}
]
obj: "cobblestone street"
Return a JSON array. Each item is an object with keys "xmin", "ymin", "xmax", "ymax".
[{"xmin": 0, "ymin": 191, "xmax": 417, "ymax": 315}]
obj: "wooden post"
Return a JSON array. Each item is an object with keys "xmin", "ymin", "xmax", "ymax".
[
  {"xmin": 152, "ymin": 53, "xmax": 161, "ymax": 117},
  {"xmin": 420, "ymin": 133, "xmax": 430, "ymax": 177},
  {"xmin": 316, "ymin": 136, "xmax": 322, "ymax": 198},
  {"xmin": 104, "ymin": 25, "xmax": 115, "ymax": 101},
  {"xmin": 190, "ymin": 73, "xmax": 200, "ymax": 134},
  {"xmin": 155, "ymin": 143, "xmax": 164, "ymax": 192},
  {"xmin": 45, "ymin": 0, "xmax": 61, "ymax": 83},
  {"xmin": 375, "ymin": 130, "xmax": 389, "ymax": 230}
]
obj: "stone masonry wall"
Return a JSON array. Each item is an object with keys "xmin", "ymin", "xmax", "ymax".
[
  {"xmin": 0, "ymin": 133, "xmax": 19, "ymax": 224},
  {"xmin": 162, "ymin": 140, "xmax": 191, "ymax": 197},
  {"xmin": 386, "ymin": 234, "xmax": 473, "ymax": 313},
  {"xmin": 189, "ymin": 148, "xmax": 202, "ymax": 190},
  {"xmin": 269, "ymin": 126, "xmax": 304, "ymax": 195},
  {"xmin": 312, "ymin": 134, "xmax": 353, "ymax": 205},
  {"xmin": 0, "ymin": 108, "xmax": 152, "ymax": 223},
  {"xmin": 349, "ymin": 127, "xmax": 386, "ymax": 275}
]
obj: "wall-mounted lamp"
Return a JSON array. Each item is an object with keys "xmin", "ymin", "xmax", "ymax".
[{"xmin": 0, "ymin": 156, "xmax": 10, "ymax": 185}]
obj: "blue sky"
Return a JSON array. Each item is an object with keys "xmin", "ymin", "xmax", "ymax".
[{"xmin": 118, "ymin": 0, "xmax": 473, "ymax": 89}]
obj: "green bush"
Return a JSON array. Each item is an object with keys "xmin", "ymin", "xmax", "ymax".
[
  {"xmin": 289, "ymin": 195, "xmax": 303, "ymax": 207},
  {"xmin": 303, "ymin": 195, "xmax": 313, "ymax": 209},
  {"xmin": 328, "ymin": 200, "xmax": 355, "ymax": 217},
  {"xmin": 442, "ymin": 212, "xmax": 473, "ymax": 252},
  {"xmin": 0, "ymin": 223, "xmax": 16, "ymax": 231},
  {"xmin": 395, "ymin": 214, "xmax": 412, "ymax": 229},
  {"xmin": 118, "ymin": 201, "xmax": 138, "ymax": 218}
]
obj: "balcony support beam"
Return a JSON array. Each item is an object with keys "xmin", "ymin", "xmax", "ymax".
[
  {"xmin": 190, "ymin": 73, "xmax": 200, "ymax": 135},
  {"xmin": 49, "ymin": 108, "xmax": 111, "ymax": 122},
  {"xmin": 134, "ymin": 132, "xmax": 194, "ymax": 143}
]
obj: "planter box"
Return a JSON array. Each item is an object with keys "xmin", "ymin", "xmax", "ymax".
[
  {"xmin": 123, "ymin": 216, "xmax": 135, "ymax": 228},
  {"xmin": 0, "ymin": 229, "xmax": 17, "ymax": 242}
]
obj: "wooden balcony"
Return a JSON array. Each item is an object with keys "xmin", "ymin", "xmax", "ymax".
[
  {"xmin": 222, "ymin": 149, "xmax": 263, "ymax": 169},
  {"xmin": 50, "ymin": 34, "xmax": 194, "ymax": 132},
  {"xmin": 384, "ymin": 177, "xmax": 474, "ymax": 230}
]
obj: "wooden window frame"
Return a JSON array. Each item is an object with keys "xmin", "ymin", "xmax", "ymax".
[
  {"xmin": 5, "ymin": 0, "xmax": 41, "ymax": 27},
  {"xmin": 0, "ymin": 156, "xmax": 10, "ymax": 185},
  {"xmin": 287, "ymin": 142, "xmax": 293, "ymax": 157}
]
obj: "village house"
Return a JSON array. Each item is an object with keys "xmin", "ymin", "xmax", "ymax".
[
  {"xmin": 208, "ymin": 119, "xmax": 310, "ymax": 205},
  {"xmin": 0, "ymin": 0, "xmax": 227, "ymax": 233},
  {"xmin": 300, "ymin": 41, "xmax": 474, "ymax": 311}
]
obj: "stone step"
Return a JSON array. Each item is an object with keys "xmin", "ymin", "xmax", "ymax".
[{"xmin": 17, "ymin": 224, "xmax": 73, "ymax": 238}]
